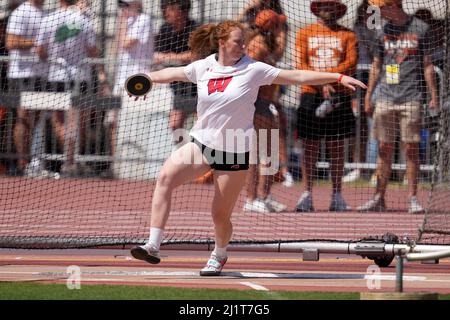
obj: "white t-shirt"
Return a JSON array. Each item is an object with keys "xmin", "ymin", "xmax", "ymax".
[
  {"xmin": 113, "ymin": 14, "xmax": 154, "ymax": 96},
  {"xmin": 184, "ymin": 54, "xmax": 281, "ymax": 153},
  {"xmin": 6, "ymin": 1, "xmax": 47, "ymax": 79},
  {"xmin": 36, "ymin": 6, "xmax": 96, "ymax": 83}
]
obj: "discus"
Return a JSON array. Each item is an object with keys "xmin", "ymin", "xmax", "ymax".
[{"xmin": 125, "ymin": 73, "xmax": 153, "ymax": 97}]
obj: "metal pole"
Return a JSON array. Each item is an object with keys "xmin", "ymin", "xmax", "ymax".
[
  {"xmin": 355, "ymin": 70, "xmax": 362, "ymax": 165},
  {"xmin": 395, "ymin": 255, "xmax": 404, "ymax": 293},
  {"xmin": 100, "ymin": 0, "xmax": 107, "ymax": 58}
]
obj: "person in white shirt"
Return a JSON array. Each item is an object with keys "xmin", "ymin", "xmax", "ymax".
[
  {"xmin": 6, "ymin": 0, "xmax": 47, "ymax": 175},
  {"xmin": 129, "ymin": 20, "xmax": 366, "ymax": 276},
  {"xmin": 113, "ymin": 0, "xmax": 153, "ymax": 96},
  {"xmin": 36, "ymin": 0, "xmax": 103, "ymax": 176},
  {"xmin": 109, "ymin": 0, "xmax": 153, "ymax": 158}
]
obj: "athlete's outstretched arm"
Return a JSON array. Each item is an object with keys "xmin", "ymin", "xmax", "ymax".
[
  {"xmin": 273, "ymin": 69, "xmax": 366, "ymax": 91},
  {"xmin": 148, "ymin": 67, "xmax": 189, "ymax": 83}
]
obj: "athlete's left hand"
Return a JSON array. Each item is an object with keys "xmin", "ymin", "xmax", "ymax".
[{"xmin": 338, "ymin": 75, "xmax": 367, "ymax": 91}]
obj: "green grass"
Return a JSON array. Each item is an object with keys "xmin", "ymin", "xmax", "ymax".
[
  {"xmin": 1, "ymin": 282, "xmax": 449, "ymax": 300},
  {"xmin": 0, "ymin": 282, "xmax": 360, "ymax": 300}
]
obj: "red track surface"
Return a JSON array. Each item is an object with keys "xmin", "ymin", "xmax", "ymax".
[{"xmin": 1, "ymin": 176, "xmax": 428, "ymax": 243}]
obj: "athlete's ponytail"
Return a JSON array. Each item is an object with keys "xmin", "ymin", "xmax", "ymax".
[
  {"xmin": 189, "ymin": 20, "xmax": 244, "ymax": 60},
  {"xmin": 188, "ymin": 23, "xmax": 217, "ymax": 60}
]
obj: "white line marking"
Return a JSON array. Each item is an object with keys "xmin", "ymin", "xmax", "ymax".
[
  {"xmin": 80, "ymin": 279, "xmax": 125, "ymax": 282},
  {"xmin": 0, "ymin": 271, "xmax": 41, "ymax": 275},
  {"xmin": 364, "ymin": 275, "xmax": 427, "ymax": 281},
  {"xmin": 238, "ymin": 272, "xmax": 279, "ymax": 278},
  {"xmin": 1, "ymin": 270, "xmax": 446, "ymax": 284},
  {"xmin": 239, "ymin": 282, "xmax": 269, "ymax": 291}
]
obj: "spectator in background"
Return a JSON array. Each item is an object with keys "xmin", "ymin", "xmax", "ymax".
[
  {"xmin": 77, "ymin": 0, "xmax": 110, "ymax": 96},
  {"xmin": 243, "ymin": 9, "xmax": 288, "ymax": 213},
  {"xmin": 154, "ymin": 0, "xmax": 198, "ymax": 147},
  {"xmin": 6, "ymin": 0, "xmax": 48, "ymax": 176},
  {"xmin": 295, "ymin": 0, "xmax": 357, "ymax": 212},
  {"xmin": 0, "ymin": 3, "xmax": 14, "ymax": 175},
  {"xmin": 0, "ymin": 16, "xmax": 6, "ymax": 90},
  {"xmin": 357, "ymin": 0, "xmax": 438, "ymax": 214},
  {"xmin": 413, "ymin": 8, "xmax": 445, "ymax": 112},
  {"xmin": 75, "ymin": 0, "xmax": 112, "ymax": 177},
  {"xmin": 110, "ymin": 0, "xmax": 153, "ymax": 157},
  {"xmin": 343, "ymin": 0, "xmax": 378, "ymax": 183},
  {"xmin": 112, "ymin": 0, "xmax": 153, "ymax": 96},
  {"xmin": 238, "ymin": 0, "xmax": 283, "ymax": 26},
  {"xmin": 414, "ymin": 8, "xmax": 445, "ymax": 70},
  {"xmin": 238, "ymin": 0, "xmax": 293, "ymax": 188},
  {"xmin": 36, "ymin": 0, "xmax": 104, "ymax": 177},
  {"xmin": 238, "ymin": 0, "xmax": 286, "ymax": 63},
  {"xmin": 1, "ymin": 1, "xmax": 24, "ymax": 90},
  {"xmin": 413, "ymin": 8, "xmax": 444, "ymax": 170}
]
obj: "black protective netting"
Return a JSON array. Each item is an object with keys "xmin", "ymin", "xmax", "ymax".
[{"xmin": 0, "ymin": 0, "xmax": 448, "ymax": 248}]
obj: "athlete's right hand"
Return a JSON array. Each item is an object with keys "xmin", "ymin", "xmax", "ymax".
[{"xmin": 338, "ymin": 75, "xmax": 367, "ymax": 92}]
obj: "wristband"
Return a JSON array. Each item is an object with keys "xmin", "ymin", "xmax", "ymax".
[{"xmin": 337, "ymin": 74, "xmax": 345, "ymax": 83}]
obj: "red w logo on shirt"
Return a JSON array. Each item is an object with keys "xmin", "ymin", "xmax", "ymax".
[{"xmin": 208, "ymin": 77, "xmax": 233, "ymax": 95}]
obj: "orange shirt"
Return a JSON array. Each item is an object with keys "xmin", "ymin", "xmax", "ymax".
[{"xmin": 295, "ymin": 22, "xmax": 358, "ymax": 95}]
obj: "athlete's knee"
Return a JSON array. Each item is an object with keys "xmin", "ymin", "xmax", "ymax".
[{"xmin": 156, "ymin": 171, "xmax": 177, "ymax": 190}]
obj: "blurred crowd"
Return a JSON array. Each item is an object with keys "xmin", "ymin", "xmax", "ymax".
[{"xmin": 0, "ymin": 0, "xmax": 446, "ymax": 213}]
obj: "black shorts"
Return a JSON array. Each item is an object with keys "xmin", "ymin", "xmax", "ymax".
[
  {"xmin": 191, "ymin": 138, "xmax": 249, "ymax": 171},
  {"xmin": 297, "ymin": 93, "xmax": 355, "ymax": 140}
]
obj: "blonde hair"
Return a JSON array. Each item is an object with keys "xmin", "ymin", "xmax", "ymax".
[{"xmin": 189, "ymin": 20, "xmax": 244, "ymax": 60}]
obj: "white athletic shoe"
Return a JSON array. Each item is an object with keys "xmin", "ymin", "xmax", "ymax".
[
  {"xmin": 265, "ymin": 194, "xmax": 287, "ymax": 212},
  {"xmin": 282, "ymin": 171, "xmax": 294, "ymax": 187},
  {"xmin": 130, "ymin": 244, "xmax": 161, "ymax": 264},
  {"xmin": 329, "ymin": 192, "xmax": 351, "ymax": 211},
  {"xmin": 243, "ymin": 198, "xmax": 272, "ymax": 213},
  {"xmin": 409, "ymin": 196, "xmax": 424, "ymax": 214},
  {"xmin": 199, "ymin": 254, "xmax": 228, "ymax": 276},
  {"xmin": 357, "ymin": 194, "xmax": 386, "ymax": 212},
  {"xmin": 343, "ymin": 169, "xmax": 361, "ymax": 183},
  {"xmin": 295, "ymin": 191, "xmax": 314, "ymax": 212}
]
